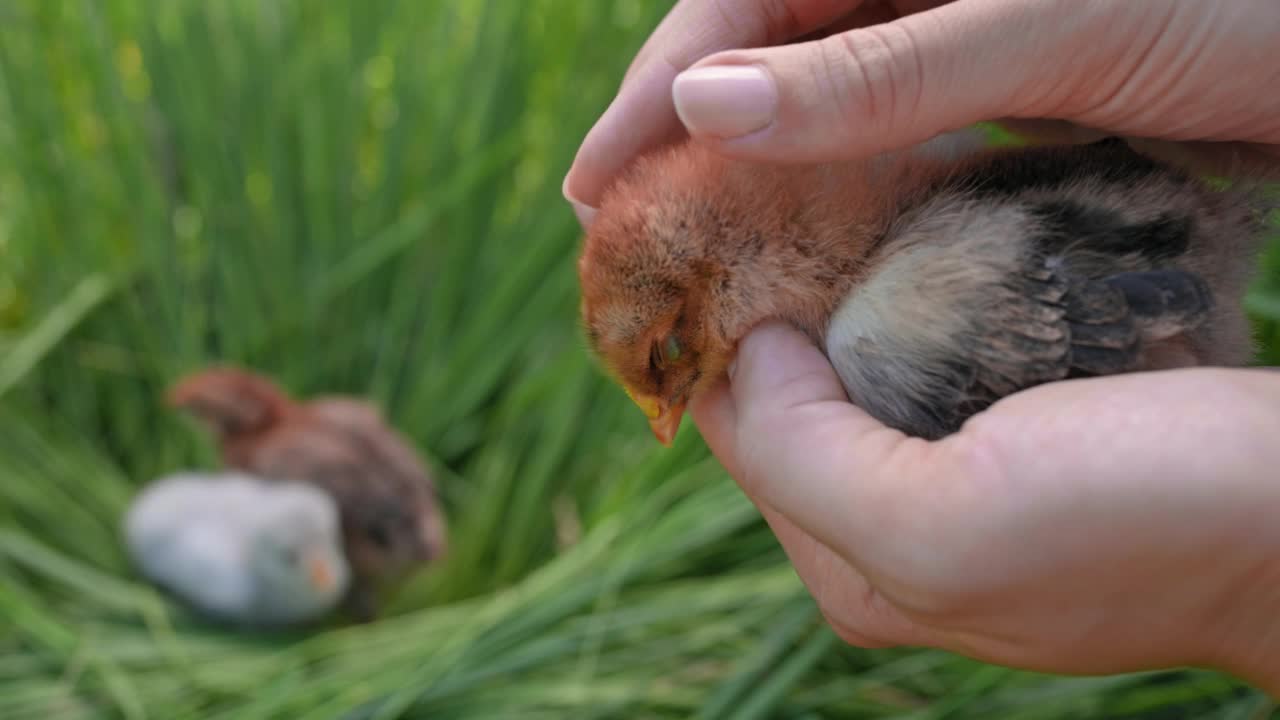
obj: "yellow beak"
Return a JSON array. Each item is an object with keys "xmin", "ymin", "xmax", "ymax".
[{"xmin": 626, "ymin": 388, "xmax": 686, "ymax": 447}]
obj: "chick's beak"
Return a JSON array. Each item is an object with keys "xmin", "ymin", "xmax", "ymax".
[
  {"xmin": 625, "ymin": 388, "xmax": 685, "ymax": 447},
  {"xmin": 307, "ymin": 554, "xmax": 335, "ymax": 592},
  {"xmin": 649, "ymin": 402, "xmax": 686, "ymax": 447}
]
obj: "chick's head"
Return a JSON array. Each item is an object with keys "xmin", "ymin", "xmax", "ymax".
[
  {"xmin": 579, "ymin": 142, "xmax": 892, "ymax": 444},
  {"xmin": 168, "ymin": 367, "xmax": 290, "ymax": 439},
  {"xmin": 578, "ymin": 145, "xmax": 758, "ymax": 445},
  {"xmin": 344, "ymin": 496, "xmax": 445, "ymax": 579},
  {"xmin": 249, "ymin": 485, "xmax": 350, "ymax": 620}
]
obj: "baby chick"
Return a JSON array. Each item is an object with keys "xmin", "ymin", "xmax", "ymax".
[
  {"xmin": 167, "ymin": 368, "xmax": 448, "ymax": 619},
  {"xmin": 579, "ymin": 137, "xmax": 1271, "ymax": 443},
  {"xmin": 125, "ymin": 471, "xmax": 349, "ymax": 627}
]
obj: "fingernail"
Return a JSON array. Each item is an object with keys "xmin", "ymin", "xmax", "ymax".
[
  {"xmin": 562, "ymin": 175, "xmax": 597, "ymax": 229},
  {"xmin": 673, "ymin": 66, "xmax": 776, "ymax": 139},
  {"xmin": 569, "ymin": 198, "xmax": 596, "ymax": 228}
]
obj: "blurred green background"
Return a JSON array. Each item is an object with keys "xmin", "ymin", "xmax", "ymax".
[{"xmin": 1, "ymin": 1, "xmax": 1278, "ymax": 718}]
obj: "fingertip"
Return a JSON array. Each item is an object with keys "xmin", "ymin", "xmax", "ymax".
[
  {"xmin": 732, "ymin": 321, "xmax": 850, "ymax": 413},
  {"xmin": 737, "ymin": 320, "xmax": 816, "ymax": 356},
  {"xmin": 562, "ymin": 165, "xmax": 598, "ymax": 229},
  {"xmin": 560, "ymin": 171, "xmax": 581, "ymax": 207},
  {"xmin": 720, "ymin": 321, "xmax": 934, "ymax": 562},
  {"xmin": 562, "ymin": 140, "xmax": 606, "ymax": 211},
  {"xmin": 568, "ymin": 196, "xmax": 596, "ymax": 229},
  {"xmin": 689, "ymin": 377, "xmax": 739, "ymax": 474},
  {"xmin": 563, "ymin": 62, "xmax": 690, "ymax": 210},
  {"xmin": 688, "ymin": 376, "xmax": 732, "ymax": 428}
]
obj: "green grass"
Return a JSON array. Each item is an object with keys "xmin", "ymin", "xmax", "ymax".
[{"xmin": 1, "ymin": 1, "xmax": 1278, "ymax": 718}]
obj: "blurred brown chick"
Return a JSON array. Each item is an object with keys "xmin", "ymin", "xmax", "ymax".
[
  {"xmin": 579, "ymin": 136, "xmax": 1271, "ymax": 444},
  {"xmin": 168, "ymin": 367, "xmax": 448, "ymax": 620}
]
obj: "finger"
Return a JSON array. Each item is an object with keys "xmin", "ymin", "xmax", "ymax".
[
  {"xmin": 691, "ymin": 326, "xmax": 977, "ymax": 611},
  {"xmin": 669, "ymin": 0, "xmax": 1110, "ymax": 163},
  {"xmin": 690, "ymin": 378, "xmax": 912, "ymax": 647},
  {"xmin": 563, "ymin": 0, "xmax": 860, "ymax": 210},
  {"xmin": 725, "ymin": 322, "xmax": 957, "ymax": 570},
  {"xmin": 563, "ymin": 65, "xmax": 688, "ymax": 216},
  {"xmin": 692, "ymin": 361, "xmax": 946, "ymax": 644},
  {"xmin": 626, "ymin": 0, "xmax": 855, "ymax": 84},
  {"xmin": 688, "ymin": 375, "xmax": 743, "ymax": 478}
]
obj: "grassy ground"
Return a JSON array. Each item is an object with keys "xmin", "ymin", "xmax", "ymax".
[{"xmin": 1, "ymin": 1, "xmax": 1278, "ymax": 718}]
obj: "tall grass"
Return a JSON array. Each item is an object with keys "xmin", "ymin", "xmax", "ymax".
[{"xmin": 1, "ymin": 1, "xmax": 1277, "ymax": 717}]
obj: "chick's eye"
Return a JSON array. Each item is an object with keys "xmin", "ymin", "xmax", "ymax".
[
  {"xmin": 652, "ymin": 334, "xmax": 681, "ymax": 370},
  {"xmin": 664, "ymin": 335, "xmax": 682, "ymax": 364}
]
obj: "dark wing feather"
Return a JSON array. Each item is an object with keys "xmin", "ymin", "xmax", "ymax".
[{"xmin": 913, "ymin": 265, "xmax": 1212, "ymax": 439}]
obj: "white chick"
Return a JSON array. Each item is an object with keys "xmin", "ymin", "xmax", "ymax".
[{"xmin": 125, "ymin": 471, "xmax": 350, "ymax": 627}]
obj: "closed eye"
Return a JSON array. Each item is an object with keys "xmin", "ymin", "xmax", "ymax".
[{"xmin": 650, "ymin": 333, "xmax": 682, "ymax": 373}]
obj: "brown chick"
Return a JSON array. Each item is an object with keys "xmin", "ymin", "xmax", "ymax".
[
  {"xmin": 167, "ymin": 367, "xmax": 448, "ymax": 620},
  {"xmin": 579, "ymin": 137, "xmax": 1271, "ymax": 444}
]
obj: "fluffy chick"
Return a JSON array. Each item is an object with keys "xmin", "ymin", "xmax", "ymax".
[
  {"xmin": 167, "ymin": 368, "xmax": 447, "ymax": 619},
  {"xmin": 125, "ymin": 471, "xmax": 349, "ymax": 627},
  {"xmin": 579, "ymin": 137, "xmax": 1271, "ymax": 443}
]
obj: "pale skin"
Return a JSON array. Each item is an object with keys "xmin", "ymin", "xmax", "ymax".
[{"xmin": 565, "ymin": 0, "xmax": 1280, "ymax": 693}]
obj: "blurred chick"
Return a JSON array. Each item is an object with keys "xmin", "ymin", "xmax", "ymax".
[
  {"xmin": 579, "ymin": 137, "xmax": 1271, "ymax": 443},
  {"xmin": 167, "ymin": 368, "xmax": 448, "ymax": 620},
  {"xmin": 125, "ymin": 471, "xmax": 348, "ymax": 627}
]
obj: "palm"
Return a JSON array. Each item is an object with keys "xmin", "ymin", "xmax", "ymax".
[{"xmin": 691, "ymin": 323, "xmax": 1280, "ymax": 677}]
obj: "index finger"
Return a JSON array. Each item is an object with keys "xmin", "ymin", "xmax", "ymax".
[{"xmin": 562, "ymin": 0, "xmax": 863, "ymax": 209}]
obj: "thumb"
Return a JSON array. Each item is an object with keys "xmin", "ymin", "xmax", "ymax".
[
  {"xmin": 727, "ymin": 322, "xmax": 946, "ymax": 565},
  {"xmin": 671, "ymin": 0, "xmax": 1090, "ymax": 163}
]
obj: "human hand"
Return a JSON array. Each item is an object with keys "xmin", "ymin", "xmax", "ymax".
[
  {"xmin": 563, "ymin": 0, "xmax": 1280, "ymax": 222},
  {"xmin": 689, "ymin": 321, "xmax": 1280, "ymax": 692},
  {"xmin": 567, "ymin": 0, "xmax": 1280, "ymax": 692}
]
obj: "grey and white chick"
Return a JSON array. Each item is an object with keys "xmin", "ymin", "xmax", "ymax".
[{"xmin": 125, "ymin": 471, "xmax": 350, "ymax": 627}]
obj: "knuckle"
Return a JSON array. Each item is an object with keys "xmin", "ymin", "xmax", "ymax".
[
  {"xmin": 758, "ymin": 0, "xmax": 805, "ymax": 44},
  {"xmin": 809, "ymin": 35, "xmax": 867, "ymax": 131},
  {"xmin": 817, "ymin": 24, "xmax": 924, "ymax": 137}
]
